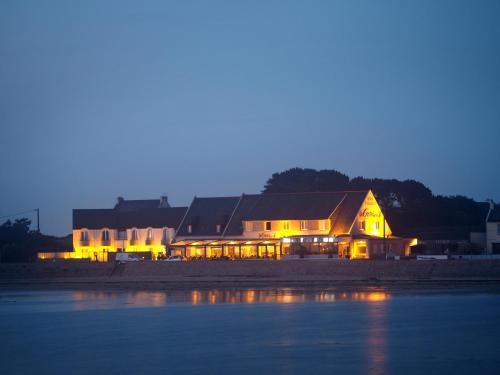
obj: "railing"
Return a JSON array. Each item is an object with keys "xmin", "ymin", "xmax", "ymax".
[
  {"xmin": 129, "ymin": 239, "xmax": 137, "ymax": 245},
  {"xmin": 145, "ymin": 239, "xmax": 153, "ymax": 245},
  {"xmin": 80, "ymin": 240, "xmax": 90, "ymax": 246},
  {"xmin": 101, "ymin": 239, "xmax": 111, "ymax": 246}
]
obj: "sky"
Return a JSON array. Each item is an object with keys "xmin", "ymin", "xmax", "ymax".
[{"xmin": 1, "ymin": 0, "xmax": 499, "ymax": 235}]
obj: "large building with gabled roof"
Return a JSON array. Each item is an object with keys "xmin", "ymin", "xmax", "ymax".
[{"xmin": 171, "ymin": 190, "xmax": 416, "ymax": 259}]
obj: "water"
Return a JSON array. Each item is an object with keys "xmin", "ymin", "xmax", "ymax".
[{"xmin": 1, "ymin": 288, "xmax": 499, "ymax": 375}]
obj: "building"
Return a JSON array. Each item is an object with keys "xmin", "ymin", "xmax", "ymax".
[
  {"xmin": 38, "ymin": 190, "xmax": 416, "ymax": 261},
  {"xmin": 486, "ymin": 205, "xmax": 500, "ymax": 254},
  {"xmin": 171, "ymin": 190, "xmax": 415, "ymax": 259},
  {"xmin": 39, "ymin": 196, "xmax": 187, "ymax": 261}
]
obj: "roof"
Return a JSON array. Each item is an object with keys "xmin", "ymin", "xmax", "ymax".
[
  {"xmin": 487, "ymin": 207, "xmax": 500, "ymax": 222},
  {"xmin": 176, "ymin": 196, "xmax": 241, "ymax": 237},
  {"xmin": 329, "ymin": 191, "xmax": 368, "ymax": 235},
  {"xmin": 114, "ymin": 199, "xmax": 162, "ymax": 212},
  {"xmin": 187, "ymin": 191, "xmax": 369, "ymax": 238},
  {"xmin": 242, "ymin": 191, "xmax": 353, "ymax": 221},
  {"xmin": 73, "ymin": 207, "xmax": 187, "ymax": 230}
]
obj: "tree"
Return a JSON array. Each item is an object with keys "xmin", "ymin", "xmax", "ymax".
[{"xmin": 263, "ymin": 168, "xmax": 349, "ymax": 193}]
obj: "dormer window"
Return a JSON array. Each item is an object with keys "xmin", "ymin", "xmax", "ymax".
[
  {"xmin": 216, "ymin": 224, "xmax": 221, "ymax": 233},
  {"xmin": 187, "ymin": 224, "xmax": 192, "ymax": 234},
  {"xmin": 300, "ymin": 220, "xmax": 307, "ymax": 231},
  {"xmin": 265, "ymin": 221, "xmax": 271, "ymax": 231}
]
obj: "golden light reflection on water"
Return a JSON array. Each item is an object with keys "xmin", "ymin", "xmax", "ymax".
[
  {"xmin": 70, "ymin": 289, "xmax": 390, "ymax": 310},
  {"xmin": 367, "ymin": 296, "xmax": 387, "ymax": 375}
]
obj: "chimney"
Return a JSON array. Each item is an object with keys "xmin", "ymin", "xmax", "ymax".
[
  {"xmin": 116, "ymin": 196, "xmax": 125, "ymax": 208},
  {"xmin": 159, "ymin": 195, "xmax": 170, "ymax": 208}
]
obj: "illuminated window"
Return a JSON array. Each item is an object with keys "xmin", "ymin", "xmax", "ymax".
[
  {"xmin": 147, "ymin": 229, "xmax": 153, "ymax": 240},
  {"xmin": 283, "ymin": 221, "xmax": 290, "ymax": 230},
  {"xmin": 374, "ymin": 222, "xmax": 380, "ymax": 230},
  {"xmin": 319, "ymin": 220, "xmax": 328, "ymax": 231},
  {"xmin": 265, "ymin": 221, "xmax": 271, "ymax": 231},
  {"xmin": 101, "ymin": 230, "xmax": 110, "ymax": 241},
  {"xmin": 244, "ymin": 222, "xmax": 252, "ymax": 232},
  {"xmin": 187, "ymin": 224, "xmax": 192, "ymax": 234},
  {"xmin": 360, "ymin": 221, "xmax": 366, "ymax": 231},
  {"xmin": 216, "ymin": 224, "xmax": 221, "ymax": 233},
  {"xmin": 300, "ymin": 221, "xmax": 307, "ymax": 230}
]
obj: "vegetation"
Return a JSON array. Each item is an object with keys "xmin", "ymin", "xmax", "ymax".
[
  {"xmin": 0, "ymin": 219, "xmax": 71, "ymax": 262},
  {"xmin": 263, "ymin": 168, "xmax": 490, "ymax": 236}
]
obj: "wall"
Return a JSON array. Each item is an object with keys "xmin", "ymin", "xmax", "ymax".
[
  {"xmin": 242, "ymin": 219, "xmax": 330, "ymax": 239},
  {"xmin": 351, "ymin": 191, "xmax": 392, "ymax": 237},
  {"xmin": 486, "ymin": 222, "xmax": 500, "ymax": 253}
]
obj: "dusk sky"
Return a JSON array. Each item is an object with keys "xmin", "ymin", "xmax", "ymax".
[{"xmin": 1, "ymin": 0, "xmax": 499, "ymax": 235}]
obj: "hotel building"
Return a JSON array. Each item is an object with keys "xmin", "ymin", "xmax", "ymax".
[{"xmin": 38, "ymin": 190, "xmax": 415, "ymax": 261}]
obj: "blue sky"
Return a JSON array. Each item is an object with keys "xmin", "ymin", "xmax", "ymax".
[{"xmin": 1, "ymin": 0, "xmax": 499, "ymax": 235}]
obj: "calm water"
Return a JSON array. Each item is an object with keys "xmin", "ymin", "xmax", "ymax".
[{"xmin": 1, "ymin": 288, "xmax": 499, "ymax": 375}]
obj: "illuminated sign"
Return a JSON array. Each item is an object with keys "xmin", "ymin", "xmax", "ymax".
[{"xmin": 359, "ymin": 208, "xmax": 381, "ymax": 218}]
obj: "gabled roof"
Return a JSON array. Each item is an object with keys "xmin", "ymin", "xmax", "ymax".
[
  {"xmin": 223, "ymin": 194, "xmax": 261, "ymax": 236},
  {"xmin": 73, "ymin": 207, "xmax": 187, "ymax": 230},
  {"xmin": 329, "ymin": 191, "xmax": 368, "ymax": 235},
  {"xmin": 114, "ymin": 199, "xmax": 161, "ymax": 212},
  {"xmin": 176, "ymin": 196, "xmax": 241, "ymax": 237},
  {"xmin": 242, "ymin": 192, "xmax": 351, "ymax": 221},
  {"xmin": 488, "ymin": 207, "xmax": 500, "ymax": 222}
]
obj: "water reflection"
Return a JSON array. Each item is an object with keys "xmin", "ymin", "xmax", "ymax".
[
  {"xmin": 69, "ymin": 289, "xmax": 390, "ymax": 310},
  {"xmin": 367, "ymin": 295, "xmax": 387, "ymax": 375}
]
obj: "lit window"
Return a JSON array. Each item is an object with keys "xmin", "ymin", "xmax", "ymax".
[
  {"xmin": 187, "ymin": 224, "xmax": 192, "ymax": 234},
  {"xmin": 360, "ymin": 221, "xmax": 366, "ymax": 231},
  {"xmin": 319, "ymin": 220, "xmax": 328, "ymax": 231},
  {"xmin": 283, "ymin": 221, "xmax": 290, "ymax": 230},
  {"xmin": 102, "ymin": 230, "xmax": 109, "ymax": 241},
  {"xmin": 300, "ymin": 221, "xmax": 307, "ymax": 230},
  {"xmin": 147, "ymin": 229, "xmax": 153, "ymax": 240},
  {"xmin": 216, "ymin": 224, "xmax": 221, "ymax": 233},
  {"xmin": 374, "ymin": 222, "xmax": 380, "ymax": 230},
  {"xmin": 265, "ymin": 221, "xmax": 271, "ymax": 231}
]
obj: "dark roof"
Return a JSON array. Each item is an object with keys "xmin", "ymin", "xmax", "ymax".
[
  {"xmin": 241, "ymin": 192, "xmax": 353, "ymax": 221},
  {"xmin": 223, "ymin": 194, "xmax": 261, "ymax": 236},
  {"xmin": 176, "ymin": 197, "xmax": 241, "ymax": 237},
  {"xmin": 329, "ymin": 191, "xmax": 368, "ymax": 235},
  {"xmin": 488, "ymin": 207, "xmax": 500, "ymax": 222},
  {"xmin": 73, "ymin": 207, "xmax": 187, "ymax": 230},
  {"xmin": 114, "ymin": 199, "xmax": 161, "ymax": 212}
]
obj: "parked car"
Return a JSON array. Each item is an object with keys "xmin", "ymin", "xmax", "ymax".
[
  {"xmin": 116, "ymin": 253, "xmax": 143, "ymax": 264},
  {"xmin": 165, "ymin": 255, "xmax": 184, "ymax": 262}
]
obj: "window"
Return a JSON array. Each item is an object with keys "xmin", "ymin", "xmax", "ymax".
[
  {"xmin": 497, "ymin": 224, "xmax": 500, "ymax": 235},
  {"xmin": 163, "ymin": 228, "xmax": 168, "ymax": 240},
  {"xmin": 216, "ymin": 224, "xmax": 221, "ymax": 233},
  {"xmin": 102, "ymin": 230, "xmax": 110, "ymax": 241},
  {"xmin": 360, "ymin": 221, "xmax": 366, "ymax": 231},
  {"xmin": 300, "ymin": 220, "xmax": 307, "ymax": 230},
  {"xmin": 147, "ymin": 229, "xmax": 153, "ymax": 241},
  {"xmin": 187, "ymin": 224, "xmax": 192, "ymax": 234},
  {"xmin": 319, "ymin": 220, "xmax": 328, "ymax": 231},
  {"xmin": 131, "ymin": 229, "xmax": 138, "ymax": 241},
  {"xmin": 265, "ymin": 221, "xmax": 271, "ymax": 231},
  {"xmin": 374, "ymin": 222, "xmax": 380, "ymax": 230},
  {"xmin": 283, "ymin": 221, "xmax": 290, "ymax": 231},
  {"xmin": 80, "ymin": 231, "xmax": 89, "ymax": 242}
]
